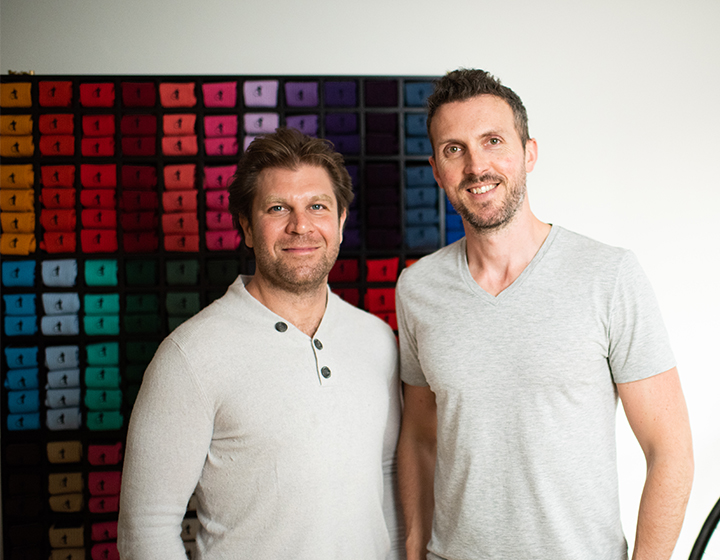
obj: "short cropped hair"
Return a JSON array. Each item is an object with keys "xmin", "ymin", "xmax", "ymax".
[
  {"xmin": 227, "ymin": 127, "xmax": 354, "ymax": 230},
  {"xmin": 426, "ymin": 68, "xmax": 530, "ymax": 148}
]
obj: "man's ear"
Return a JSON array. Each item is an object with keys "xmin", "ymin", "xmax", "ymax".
[
  {"xmin": 339, "ymin": 208, "xmax": 347, "ymax": 230},
  {"xmin": 429, "ymin": 155, "xmax": 445, "ymax": 191},
  {"xmin": 237, "ymin": 215, "xmax": 253, "ymax": 248},
  {"xmin": 524, "ymin": 138, "xmax": 538, "ymax": 173},
  {"xmin": 338, "ymin": 208, "xmax": 347, "ymax": 243}
]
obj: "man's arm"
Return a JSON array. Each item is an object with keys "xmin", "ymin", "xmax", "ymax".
[
  {"xmin": 118, "ymin": 339, "xmax": 214, "ymax": 559},
  {"xmin": 617, "ymin": 366, "xmax": 694, "ymax": 560},
  {"xmin": 382, "ymin": 361, "xmax": 407, "ymax": 560},
  {"xmin": 398, "ymin": 383, "xmax": 437, "ymax": 560}
]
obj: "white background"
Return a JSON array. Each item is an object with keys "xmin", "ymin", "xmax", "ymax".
[{"xmin": 2, "ymin": 0, "xmax": 719, "ymax": 557}]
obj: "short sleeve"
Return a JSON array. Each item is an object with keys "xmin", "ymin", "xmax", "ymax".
[
  {"xmin": 395, "ymin": 271, "xmax": 429, "ymax": 387},
  {"xmin": 608, "ymin": 251, "xmax": 676, "ymax": 383}
]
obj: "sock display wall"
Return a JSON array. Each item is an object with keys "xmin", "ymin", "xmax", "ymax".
[{"xmin": 0, "ymin": 74, "xmax": 446, "ymax": 559}]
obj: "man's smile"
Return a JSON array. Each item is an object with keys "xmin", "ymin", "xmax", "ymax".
[{"xmin": 468, "ymin": 183, "xmax": 498, "ymax": 195}]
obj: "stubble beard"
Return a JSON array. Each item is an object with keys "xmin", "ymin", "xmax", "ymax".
[
  {"xmin": 254, "ymin": 236, "xmax": 341, "ymax": 296},
  {"xmin": 453, "ymin": 170, "xmax": 527, "ymax": 234}
]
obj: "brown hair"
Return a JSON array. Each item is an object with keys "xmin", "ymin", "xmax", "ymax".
[
  {"xmin": 227, "ymin": 127, "xmax": 354, "ymax": 230},
  {"xmin": 426, "ymin": 68, "xmax": 530, "ymax": 148}
]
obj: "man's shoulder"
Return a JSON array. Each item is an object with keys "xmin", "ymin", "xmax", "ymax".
[
  {"xmin": 165, "ymin": 290, "xmax": 249, "ymax": 348},
  {"xmin": 397, "ymin": 239, "xmax": 463, "ymax": 289},
  {"xmin": 552, "ymin": 225, "xmax": 630, "ymax": 264},
  {"xmin": 330, "ymin": 290, "xmax": 396, "ymax": 339},
  {"xmin": 327, "ymin": 292, "xmax": 398, "ymax": 375}
]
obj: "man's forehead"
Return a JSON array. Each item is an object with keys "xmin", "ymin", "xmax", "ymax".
[
  {"xmin": 259, "ymin": 191, "xmax": 335, "ymax": 204},
  {"xmin": 438, "ymin": 93, "xmax": 510, "ymax": 118},
  {"xmin": 257, "ymin": 164, "xmax": 332, "ymax": 184},
  {"xmin": 254, "ymin": 165, "xmax": 337, "ymax": 206},
  {"xmin": 431, "ymin": 95, "xmax": 516, "ymax": 140},
  {"xmin": 443, "ymin": 93, "xmax": 512, "ymax": 112}
]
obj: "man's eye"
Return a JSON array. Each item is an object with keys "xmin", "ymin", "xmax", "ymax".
[
  {"xmin": 269, "ymin": 205, "xmax": 284, "ymax": 212},
  {"xmin": 488, "ymin": 138, "xmax": 500, "ymax": 145},
  {"xmin": 311, "ymin": 204, "xmax": 325, "ymax": 210},
  {"xmin": 446, "ymin": 145, "xmax": 460, "ymax": 155}
]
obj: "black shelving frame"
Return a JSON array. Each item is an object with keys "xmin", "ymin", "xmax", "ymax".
[{"xmin": 0, "ymin": 74, "xmax": 444, "ymax": 560}]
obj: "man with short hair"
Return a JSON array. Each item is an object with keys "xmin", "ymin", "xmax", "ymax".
[
  {"xmin": 119, "ymin": 127, "xmax": 404, "ymax": 559},
  {"xmin": 396, "ymin": 69, "xmax": 693, "ymax": 560}
]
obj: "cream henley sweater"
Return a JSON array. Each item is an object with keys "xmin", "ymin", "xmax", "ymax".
[{"xmin": 119, "ymin": 276, "xmax": 404, "ymax": 559}]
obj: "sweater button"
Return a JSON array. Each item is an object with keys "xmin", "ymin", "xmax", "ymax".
[
  {"xmin": 321, "ymin": 366, "xmax": 331, "ymax": 378},
  {"xmin": 313, "ymin": 339, "xmax": 323, "ymax": 350},
  {"xmin": 274, "ymin": 322, "xmax": 288, "ymax": 332}
]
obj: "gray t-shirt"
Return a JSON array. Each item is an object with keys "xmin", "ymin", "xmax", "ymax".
[{"xmin": 396, "ymin": 225, "xmax": 675, "ymax": 560}]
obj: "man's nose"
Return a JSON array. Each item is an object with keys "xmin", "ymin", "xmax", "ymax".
[
  {"xmin": 464, "ymin": 146, "xmax": 490, "ymax": 176},
  {"xmin": 287, "ymin": 210, "xmax": 312, "ymax": 234}
]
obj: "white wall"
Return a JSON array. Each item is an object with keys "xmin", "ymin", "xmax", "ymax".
[{"xmin": 2, "ymin": 0, "xmax": 719, "ymax": 556}]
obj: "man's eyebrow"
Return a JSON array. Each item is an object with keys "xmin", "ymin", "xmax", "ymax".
[
  {"xmin": 437, "ymin": 128, "xmax": 507, "ymax": 146},
  {"xmin": 434, "ymin": 136, "xmax": 459, "ymax": 146},
  {"xmin": 258, "ymin": 193, "xmax": 335, "ymax": 206},
  {"xmin": 479, "ymin": 129, "xmax": 506, "ymax": 139},
  {"xmin": 258, "ymin": 195, "xmax": 287, "ymax": 207},
  {"xmin": 309, "ymin": 194, "xmax": 334, "ymax": 203}
]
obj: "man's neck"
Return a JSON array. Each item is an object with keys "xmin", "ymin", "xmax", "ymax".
[
  {"xmin": 244, "ymin": 275, "xmax": 328, "ymax": 338},
  {"xmin": 464, "ymin": 205, "xmax": 551, "ymax": 297}
]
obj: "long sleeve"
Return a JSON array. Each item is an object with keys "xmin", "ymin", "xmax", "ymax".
[
  {"xmin": 383, "ymin": 371, "xmax": 407, "ymax": 560},
  {"xmin": 118, "ymin": 338, "xmax": 214, "ymax": 559}
]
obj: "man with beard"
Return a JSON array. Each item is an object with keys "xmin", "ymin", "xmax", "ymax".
[
  {"xmin": 119, "ymin": 128, "xmax": 404, "ymax": 560},
  {"xmin": 395, "ymin": 69, "xmax": 693, "ymax": 560}
]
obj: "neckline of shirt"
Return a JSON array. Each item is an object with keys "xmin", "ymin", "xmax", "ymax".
[{"xmin": 457, "ymin": 224, "xmax": 561, "ymax": 304}]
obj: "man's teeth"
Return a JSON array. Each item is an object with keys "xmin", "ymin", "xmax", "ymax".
[{"xmin": 469, "ymin": 184, "xmax": 497, "ymax": 194}]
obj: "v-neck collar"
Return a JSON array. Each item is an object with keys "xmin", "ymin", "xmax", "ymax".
[{"xmin": 457, "ymin": 225, "xmax": 560, "ymax": 305}]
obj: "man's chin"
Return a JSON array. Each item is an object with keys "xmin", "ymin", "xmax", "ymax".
[{"xmin": 269, "ymin": 263, "xmax": 333, "ymax": 294}]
